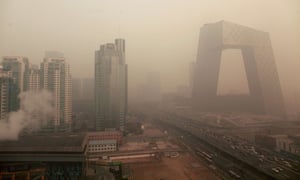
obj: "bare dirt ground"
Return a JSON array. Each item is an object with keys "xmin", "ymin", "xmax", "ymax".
[{"xmin": 130, "ymin": 152, "xmax": 219, "ymax": 180}]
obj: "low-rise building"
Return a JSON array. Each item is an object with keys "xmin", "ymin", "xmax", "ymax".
[
  {"xmin": 88, "ymin": 139, "xmax": 117, "ymax": 153},
  {"xmin": 0, "ymin": 133, "xmax": 87, "ymax": 179}
]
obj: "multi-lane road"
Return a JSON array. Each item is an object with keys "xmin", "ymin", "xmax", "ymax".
[{"xmin": 155, "ymin": 112, "xmax": 300, "ymax": 180}]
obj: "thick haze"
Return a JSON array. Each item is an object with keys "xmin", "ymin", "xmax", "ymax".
[{"xmin": 0, "ymin": 0, "xmax": 299, "ymax": 112}]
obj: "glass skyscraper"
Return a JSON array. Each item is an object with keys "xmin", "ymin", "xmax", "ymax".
[{"xmin": 95, "ymin": 39, "xmax": 127, "ymax": 131}]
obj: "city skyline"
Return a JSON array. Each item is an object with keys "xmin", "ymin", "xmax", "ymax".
[
  {"xmin": 0, "ymin": 1, "xmax": 300, "ymax": 179},
  {"xmin": 1, "ymin": 1, "xmax": 300, "ymax": 114},
  {"xmin": 1, "ymin": 1, "xmax": 299, "ymax": 96}
]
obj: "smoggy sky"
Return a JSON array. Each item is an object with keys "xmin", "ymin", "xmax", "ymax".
[{"xmin": 0, "ymin": 0, "xmax": 300, "ymax": 111}]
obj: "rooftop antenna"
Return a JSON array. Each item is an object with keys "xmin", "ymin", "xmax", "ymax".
[
  {"xmin": 118, "ymin": 0, "xmax": 122, "ymax": 38},
  {"xmin": 118, "ymin": 9, "xmax": 121, "ymax": 38}
]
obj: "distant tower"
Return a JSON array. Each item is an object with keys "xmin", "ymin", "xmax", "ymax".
[
  {"xmin": 44, "ymin": 51, "xmax": 64, "ymax": 58},
  {"xmin": 95, "ymin": 39, "xmax": 127, "ymax": 131},
  {"xmin": 0, "ymin": 66, "xmax": 18, "ymax": 120},
  {"xmin": 26, "ymin": 64, "xmax": 40, "ymax": 91},
  {"xmin": 193, "ymin": 21, "xmax": 286, "ymax": 116},
  {"xmin": 72, "ymin": 78, "xmax": 94, "ymax": 104},
  {"xmin": 72, "ymin": 78, "xmax": 83, "ymax": 101},
  {"xmin": 137, "ymin": 72, "xmax": 161, "ymax": 104},
  {"xmin": 40, "ymin": 54, "xmax": 72, "ymax": 131},
  {"xmin": 189, "ymin": 62, "xmax": 196, "ymax": 97}
]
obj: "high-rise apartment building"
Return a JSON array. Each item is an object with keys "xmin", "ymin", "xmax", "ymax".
[
  {"xmin": 2, "ymin": 56, "xmax": 40, "ymax": 92},
  {"xmin": 2, "ymin": 56, "xmax": 29, "ymax": 93},
  {"xmin": 2, "ymin": 56, "xmax": 29, "ymax": 110},
  {"xmin": 40, "ymin": 56, "xmax": 72, "ymax": 131},
  {"xmin": 95, "ymin": 39, "xmax": 127, "ymax": 131},
  {"xmin": 0, "ymin": 66, "xmax": 18, "ymax": 120}
]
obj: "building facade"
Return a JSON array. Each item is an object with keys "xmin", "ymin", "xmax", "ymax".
[
  {"xmin": 2, "ymin": 56, "xmax": 29, "ymax": 93},
  {"xmin": 86, "ymin": 131, "xmax": 122, "ymax": 153},
  {"xmin": 95, "ymin": 39, "xmax": 127, "ymax": 131},
  {"xmin": 87, "ymin": 139, "xmax": 117, "ymax": 153},
  {"xmin": 40, "ymin": 57, "xmax": 72, "ymax": 131}
]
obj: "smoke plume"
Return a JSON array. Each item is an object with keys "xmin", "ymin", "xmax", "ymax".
[{"xmin": 0, "ymin": 90, "xmax": 54, "ymax": 140}]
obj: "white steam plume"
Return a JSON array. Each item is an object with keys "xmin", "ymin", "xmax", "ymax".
[{"xmin": 0, "ymin": 90, "xmax": 54, "ymax": 140}]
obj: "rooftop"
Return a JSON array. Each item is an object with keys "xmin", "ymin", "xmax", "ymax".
[{"xmin": 0, "ymin": 133, "xmax": 87, "ymax": 153}]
